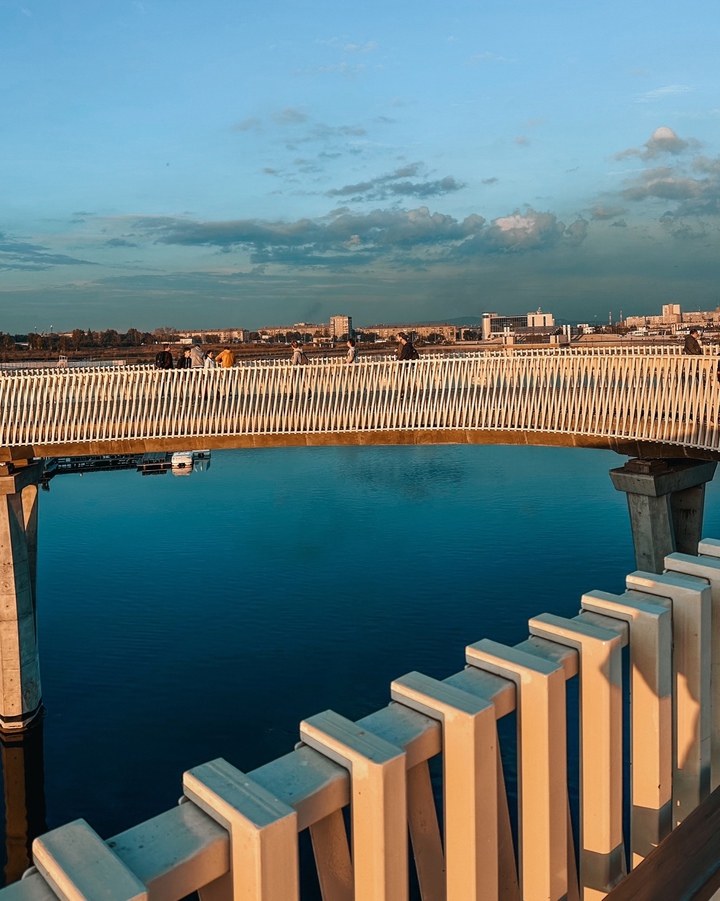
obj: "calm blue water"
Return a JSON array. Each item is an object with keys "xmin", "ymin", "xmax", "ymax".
[{"xmin": 5, "ymin": 444, "xmax": 720, "ymax": 889}]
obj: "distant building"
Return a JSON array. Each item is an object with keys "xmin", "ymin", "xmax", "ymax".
[
  {"xmin": 624, "ymin": 304, "xmax": 720, "ymax": 334},
  {"xmin": 258, "ymin": 324, "xmax": 323, "ymax": 341},
  {"xmin": 481, "ymin": 309, "xmax": 555, "ymax": 340},
  {"xmin": 175, "ymin": 329, "xmax": 250, "ymax": 344},
  {"xmin": 330, "ymin": 315, "xmax": 353, "ymax": 338},
  {"xmin": 364, "ymin": 323, "xmax": 458, "ymax": 343}
]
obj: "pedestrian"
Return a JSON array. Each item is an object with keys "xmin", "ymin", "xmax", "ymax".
[
  {"xmin": 189, "ymin": 343, "xmax": 205, "ymax": 367},
  {"xmin": 215, "ymin": 347, "xmax": 235, "ymax": 368},
  {"xmin": 396, "ymin": 332, "xmax": 419, "ymax": 361},
  {"xmin": 203, "ymin": 351, "xmax": 216, "ymax": 369},
  {"xmin": 683, "ymin": 328, "xmax": 703, "ymax": 355},
  {"xmin": 290, "ymin": 341, "xmax": 309, "ymax": 365},
  {"xmin": 176, "ymin": 348, "xmax": 192, "ymax": 369},
  {"xmin": 154, "ymin": 344, "xmax": 174, "ymax": 370},
  {"xmin": 345, "ymin": 337, "xmax": 358, "ymax": 364},
  {"xmin": 289, "ymin": 341, "xmax": 310, "ymax": 399}
]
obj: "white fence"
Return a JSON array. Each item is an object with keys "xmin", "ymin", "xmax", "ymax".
[
  {"xmin": 0, "ymin": 348, "xmax": 718, "ymax": 454},
  {"xmin": 6, "ymin": 540, "xmax": 720, "ymax": 900}
]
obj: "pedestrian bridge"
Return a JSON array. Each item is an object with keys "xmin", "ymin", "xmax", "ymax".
[{"xmin": 1, "ymin": 346, "xmax": 719, "ymax": 461}]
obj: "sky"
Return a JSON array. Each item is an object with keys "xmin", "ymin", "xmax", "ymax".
[{"xmin": 2, "ymin": 0, "xmax": 720, "ymax": 333}]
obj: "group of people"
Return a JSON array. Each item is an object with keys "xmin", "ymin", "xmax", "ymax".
[
  {"xmin": 154, "ymin": 344, "xmax": 236, "ymax": 370},
  {"xmin": 156, "ymin": 332, "xmax": 421, "ymax": 371},
  {"xmin": 289, "ymin": 332, "xmax": 419, "ymax": 366}
]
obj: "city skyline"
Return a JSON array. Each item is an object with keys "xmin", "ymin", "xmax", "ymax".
[{"xmin": 2, "ymin": 0, "xmax": 719, "ymax": 333}]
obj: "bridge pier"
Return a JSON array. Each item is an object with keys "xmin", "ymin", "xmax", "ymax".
[
  {"xmin": 610, "ymin": 458, "xmax": 717, "ymax": 573},
  {"xmin": 0, "ymin": 462, "xmax": 43, "ymax": 732}
]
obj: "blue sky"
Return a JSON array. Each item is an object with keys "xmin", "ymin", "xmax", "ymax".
[{"xmin": 2, "ymin": 0, "xmax": 719, "ymax": 332}]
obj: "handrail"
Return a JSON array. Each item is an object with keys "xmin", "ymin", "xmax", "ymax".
[{"xmin": 0, "ymin": 348, "xmax": 717, "ymax": 456}]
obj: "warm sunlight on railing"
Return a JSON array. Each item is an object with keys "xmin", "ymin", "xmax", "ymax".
[{"xmin": 0, "ymin": 347, "xmax": 717, "ymax": 454}]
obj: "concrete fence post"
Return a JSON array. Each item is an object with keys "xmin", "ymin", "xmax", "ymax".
[
  {"xmin": 300, "ymin": 710, "xmax": 408, "ymax": 901},
  {"xmin": 626, "ymin": 571, "xmax": 712, "ymax": 824},
  {"xmin": 529, "ymin": 614, "xmax": 626, "ymax": 898},
  {"xmin": 391, "ymin": 670, "xmax": 499, "ymax": 901},
  {"xmin": 466, "ymin": 640, "xmax": 567, "ymax": 901},
  {"xmin": 580, "ymin": 590, "xmax": 673, "ymax": 868}
]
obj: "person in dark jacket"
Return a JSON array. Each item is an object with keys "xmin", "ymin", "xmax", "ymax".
[
  {"xmin": 155, "ymin": 344, "xmax": 174, "ymax": 369},
  {"xmin": 176, "ymin": 348, "xmax": 191, "ymax": 369},
  {"xmin": 396, "ymin": 332, "xmax": 418, "ymax": 361},
  {"xmin": 683, "ymin": 329, "xmax": 703, "ymax": 355}
]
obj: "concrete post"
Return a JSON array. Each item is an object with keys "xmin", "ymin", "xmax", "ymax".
[
  {"xmin": 0, "ymin": 463, "xmax": 43, "ymax": 731},
  {"xmin": 610, "ymin": 458, "xmax": 717, "ymax": 573}
]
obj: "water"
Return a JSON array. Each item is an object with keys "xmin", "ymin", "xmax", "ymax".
[{"xmin": 5, "ymin": 444, "xmax": 720, "ymax": 889}]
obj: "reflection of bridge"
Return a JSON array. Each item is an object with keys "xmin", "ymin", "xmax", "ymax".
[{"xmin": 3, "ymin": 348, "xmax": 720, "ymax": 899}]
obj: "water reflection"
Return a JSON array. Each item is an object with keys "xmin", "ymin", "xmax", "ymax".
[{"xmin": 1, "ymin": 721, "xmax": 47, "ymax": 884}]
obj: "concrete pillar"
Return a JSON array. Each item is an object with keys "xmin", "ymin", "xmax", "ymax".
[
  {"xmin": 610, "ymin": 459, "xmax": 717, "ymax": 573},
  {"xmin": 0, "ymin": 463, "xmax": 43, "ymax": 731}
]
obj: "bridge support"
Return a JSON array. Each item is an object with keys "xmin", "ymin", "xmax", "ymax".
[
  {"xmin": 610, "ymin": 459, "xmax": 717, "ymax": 573},
  {"xmin": 0, "ymin": 463, "xmax": 43, "ymax": 732}
]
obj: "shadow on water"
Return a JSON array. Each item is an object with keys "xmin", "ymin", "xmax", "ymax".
[{"xmin": 0, "ymin": 720, "xmax": 47, "ymax": 885}]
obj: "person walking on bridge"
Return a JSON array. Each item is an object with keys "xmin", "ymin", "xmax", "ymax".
[
  {"xmin": 289, "ymin": 341, "xmax": 310, "ymax": 399},
  {"xmin": 155, "ymin": 344, "xmax": 173, "ymax": 369},
  {"xmin": 396, "ymin": 332, "xmax": 419, "ymax": 361},
  {"xmin": 215, "ymin": 347, "xmax": 235, "ymax": 368},
  {"xmin": 189, "ymin": 343, "xmax": 205, "ymax": 367},
  {"xmin": 176, "ymin": 348, "xmax": 192, "ymax": 369},
  {"xmin": 683, "ymin": 328, "xmax": 703, "ymax": 355},
  {"xmin": 345, "ymin": 338, "xmax": 358, "ymax": 364},
  {"xmin": 290, "ymin": 341, "xmax": 309, "ymax": 365}
]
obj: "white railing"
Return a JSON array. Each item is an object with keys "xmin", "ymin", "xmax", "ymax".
[
  {"xmin": 6, "ymin": 540, "xmax": 720, "ymax": 900},
  {"xmin": 0, "ymin": 348, "xmax": 718, "ymax": 454}
]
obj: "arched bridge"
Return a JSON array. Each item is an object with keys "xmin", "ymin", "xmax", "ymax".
[{"xmin": 1, "ymin": 346, "xmax": 719, "ymax": 461}]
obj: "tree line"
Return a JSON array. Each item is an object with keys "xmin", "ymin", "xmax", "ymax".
[{"xmin": 0, "ymin": 328, "xmax": 164, "ymax": 351}]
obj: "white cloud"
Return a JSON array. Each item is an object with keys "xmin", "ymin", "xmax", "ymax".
[{"xmin": 635, "ymin": 85, "xmax": 693, "ymax": 103}]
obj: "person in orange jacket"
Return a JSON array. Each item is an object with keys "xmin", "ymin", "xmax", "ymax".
[{"xmin": 215, "ymin": 347, "xmax": 236, "ymax": 368}]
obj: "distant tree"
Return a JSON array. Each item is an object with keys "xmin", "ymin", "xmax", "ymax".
[
  {"xmin": 70, "ymin": 329, "xmax": 84, "ymax": 350},
  {"xmin": 28, "ymin": 332, "xmax": 43, "ymax": 350},
  {"xmin": 205, "ymin": 334, "xmax": 220, "ymax": 344},
  {"xmin": 123, "ymin": 328, "xmax": 143, "ymax": 346},
  {"xmin": 101, "ymin": 329, "xmax": 121, "ymax": 347},
  {"xmin": 249, "ymin": 332, "xmax": 260, "ymax": 342},
  {"xmin": 359, "ymin": 332, "xmax": 377, "ymax": 343},
  {"xmin": 426, "ymin": 332, "xmax": 443, "ymax": 344},
  {"xmin": 0, "ymin": 333, "xmax": 15, "ymax": 349},
  {"xmin": 463, "ymin": 330, "xmax": 478, "ymax": 341},
  {"xmin": 57, "ymin": 335, "xmax": 70, "ymax": 351},
  {"xmin": 153, "ymin": 326, "xmax": 177, "ymax": 342}
]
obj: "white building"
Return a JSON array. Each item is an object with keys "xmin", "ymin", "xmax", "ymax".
[
  {"xmin": 481, "ymin": 309, "xmax": 555, "ymax": 340},
  {"xmin": 330, "ymin": 315, "xmax": 353, "ymax": 338}
]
